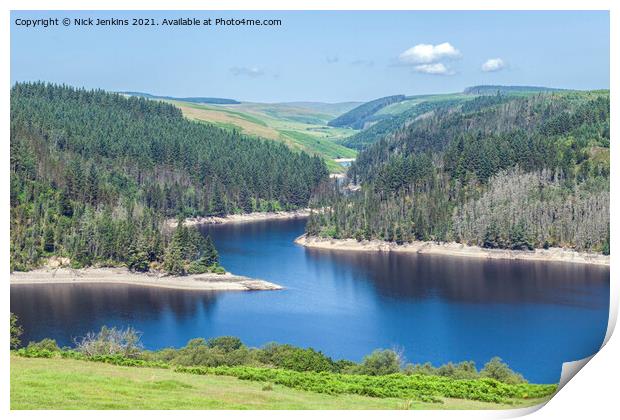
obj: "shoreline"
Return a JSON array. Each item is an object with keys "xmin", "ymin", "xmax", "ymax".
[
  {"xmin": 10, "ymin": 267, "xmax": 283, "ymax": 291},
  {"xmin": 295, "ymin": 235, "xmax": 610, "ymax": 266},
  {"xmin": 167, "ymin": 209, "xmax": 310, "ymax": 227}
]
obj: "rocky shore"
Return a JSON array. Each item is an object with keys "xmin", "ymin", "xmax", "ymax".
[
  {"xmin": 295, "ymin": 235, "xmax": 609, "ymax": 266},
  {"xmin": 10, "ymin": 267, "xmax": 283, "ymax": 291}
]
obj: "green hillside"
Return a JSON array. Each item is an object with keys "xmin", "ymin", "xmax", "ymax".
[
  {"xmin": 171, "ymin": 100, "xmax": 357, "ymax": 173},
  {"xmin": 339, "ymin": 95, "xmax": 468, "ymax": 150},
  {"xmin": 10, "ymin": 82, "xmax": 328, "ymax": 271},
  {"xmin": 309, "ymin": 90, "xmax": 610, "ymax": 253},
  {"xmin": 337, "ymin": 87, "xmax": 571, "ymax": 151},
  {"xmin": 327, "ymin": 95, "xmax": 408, "ymax": 129},
  {"xmin": 280, "ymin": 101, "xmax": 362, "ymax": 116},
  {"xmin": 374, "ymin": 93, "xmax": 468, "ymax": 116},
  {"xmin": 10, "ymin": 356, "xmax": 553, "ymax": 410},
  {"xmin": 10, "ymin": 356, "xmax": 409, "ymax": 410}
]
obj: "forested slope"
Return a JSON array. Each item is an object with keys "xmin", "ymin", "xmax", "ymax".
[
  {"xmin": 327, "ymin": 95, "xmax": 407, "ymax": 129},
  {"xmin": 339, "ymin": 97, "xmax": 465, "ymax": 150},
  {"xmin": 308, "ymin": 91, "xmax": 610, "ymax": 253},
  {"xmin": 10, "ymin": 82, "xmax": 328, "ymax": 270}
]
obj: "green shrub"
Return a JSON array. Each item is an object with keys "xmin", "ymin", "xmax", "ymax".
[
  {"xmin": 152, "ymin": 338, "xmax": 253, "ymax": 367},
  {"xmin": 354, "ymin": 349, "xmax": 401, "ymax": 376},
  {"xmin": 319, "ymin": 226, "xmax": 340, "ymax": 239},
  {"xmin": 332, "ymin": 359, "xmax": 357, "ymax": 373},
  {"xmin": 10, "ymin": 313, "xmax": 22, "ymax": 349},
  {"xmin": 88, "ymin": 354, "xmax": 169, "ymax": 369},
  {"xmin": 404, "ymin": 360, "xmax": 480, "ymax": 380},
  {"xmin": 187, "ymin": 260, "xmax": 209, "ymax": 274},
  {"xmin": 14, "ymin": 347, "xmax": 56, "ymax": 358},
  {"xmin": 12, "ymin": 327, "xmax": 543, "ymax": 402},
  {"xmin": 12, "ymin": 334, "xmax": 556, "ymax": 404},
  {"xmin": 480, "ymin": 357, "xmax": 526, "ymax": 385},
  {"xmin": 438, "ymin": 361, "xmax": 479, "ymax": 380},
  {"xmin": 70, "ymin": 259, "xmax": 85, "ymax": 269},
  {"xmin": 174, "ymin": 365, "xmax": 556, "ymax": 404},
  {"xmin": 207, "ymin": 336, "xmax": 243, "ymax": 352},
  {"xmin": 26, "ymin": 338, "xmax": 60, "ymax": 353},
  {"xmin": 142, "ymin": 347, "xmax": 177, "ymax": 363},
  {"xmin": 257, "ymin": 343, "xmax": 336, "ymax": 373},
  {"xmin": 210, "ymin": 265, "xmax": 226, "ymax": 274}
]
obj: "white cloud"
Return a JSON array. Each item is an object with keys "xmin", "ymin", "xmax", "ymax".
[
  {"xmin": 230, "ymin": 66, "xmax": 264, "ymax": 77},
  {"xmin": 481, "ymin": 58, "xmax": 506, "ymax": 72},
  {"xmin": 399, "ymin": 42, "xmax": 461, "ymax": 65},
  {"xmin": 414, "ymin": 63, "xmax": 454, "ymax": 75}
]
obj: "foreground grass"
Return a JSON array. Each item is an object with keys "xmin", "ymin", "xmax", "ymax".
[{"xmin": 10, "ymin": 356, "xmax": 550, "ymax": 410}]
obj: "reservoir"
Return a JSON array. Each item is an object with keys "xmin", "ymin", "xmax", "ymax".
[{"xmin": 10, "ymin": 218, "xmax": 609, "ymax": 384}]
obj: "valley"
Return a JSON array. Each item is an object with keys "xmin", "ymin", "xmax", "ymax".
[
  {"xmin": 123, "ymin": 92, "xmax": 360, "ymax": 173},
  {"xmin": 9, "ymin": 8, "xmax": 611, "ymax": 412}
]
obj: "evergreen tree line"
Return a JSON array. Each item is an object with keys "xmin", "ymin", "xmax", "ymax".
[
  {"xmin": 11, "ymin": 149, "xmax": 222, "ymax": 272},
  {"xmin": 308, "ymin": 91, "xmax": 610, "ymax": 253},
  {"xmin": 11, "ymin": 82, "xmax": 328, "ymax": 216},
  {"xmin": 10, "ymin": 82, "xmax": 328, "ymax": 271},
  {"xmin": 350, "ymin": 92, "xmax": 609, "ymax": 182}
]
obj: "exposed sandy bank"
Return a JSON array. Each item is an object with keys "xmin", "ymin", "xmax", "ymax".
[
  {"xmin": 167, "ymin": 209, "xmax": 310, "ymax": 228},
  {"xmin": 10, "ymin": 267, "xmax": 283, "ymax": 291},
  {"xmin": 295, "ymin": 235, "xmax": 609, "ymax": 266}
]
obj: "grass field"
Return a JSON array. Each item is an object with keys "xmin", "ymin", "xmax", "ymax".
[
  {"xmin": 10, "ymin": 356, "xmax": 551, "ymax": 410},
  {"xmin": 170, "ymin": 100, "xmax": 357, "ymax": 173}
]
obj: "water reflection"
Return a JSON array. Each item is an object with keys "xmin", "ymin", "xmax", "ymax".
[
  {"xmin": 303, "ymin": 249, "xmax": 609, "ymax": 307},
  {"xmin": 11, "ymin": 284, "xmax": 219, "ymax": 345}
]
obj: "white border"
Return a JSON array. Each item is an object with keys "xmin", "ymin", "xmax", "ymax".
[{"xmin": 2, "ymin": 1, "xmax": 616, "ymax": 419}]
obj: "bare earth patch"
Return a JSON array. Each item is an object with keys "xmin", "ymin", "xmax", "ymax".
[{"xmin": 167, "ymin": 209, "xmax": 310, "ymax": 228}]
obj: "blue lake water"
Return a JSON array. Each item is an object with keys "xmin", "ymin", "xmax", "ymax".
[{"xmin": 10, "ymin": 218, "xmax": 609, "ymax": 383}]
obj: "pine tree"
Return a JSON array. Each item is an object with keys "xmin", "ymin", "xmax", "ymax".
[
  {"xmin": 201, "ymin": 235, "xmax": 219, "ymax": 267},
  {"xmin": 163, "ymin": 238, "xmax": 185, "ymax": 275},
  {"xmin": 483, "ymin": 223, "xmax": 501, "ymax": 249},
  {"xmin": 163, "ymin": 219, "xmax": 187, "ymax": 275},
  {"xmin": 509, "ymin": 223, "xmax": 533, "ymax": 251},
  {"xmin": 239, "ymin": 185, "xmax": 253, "ymax": 213},
  {"xmin": 210, "ymin": 183, "xmax": 227, "ymax": 216},
  {"xmin": 127, "ymin": 241, "xmax": 149, "ymax": 272}
]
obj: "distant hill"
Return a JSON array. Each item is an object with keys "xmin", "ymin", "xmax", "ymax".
[
  {"xmin": 327, "ymin": 95, "xmax": 407, "ymax": 129},
  {"xmin": 340, "ymin": 96, "xmax": 466, "ymax": 150},
  {"xmin": 120, "ymin": 91, "xmax": 240, "ymax": 105},
  {"xmin": 280, "ymin": 101, "xmax": 363, "ymax": 118},
  {"xmin": 339, "ymin": 87, "xmax": 574, "ymax": 150},
  {"xmin": 463, "ymin": 85, "xmax": 567, "ymax": 95},
  {"xmin": 167, "ymin": 100, "xmax": 357, "ymax": 173}
]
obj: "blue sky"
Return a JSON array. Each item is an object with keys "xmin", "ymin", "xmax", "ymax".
[{"xmin": 11, "ymin": 10, "xmax": 609, "ymax": 102}]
